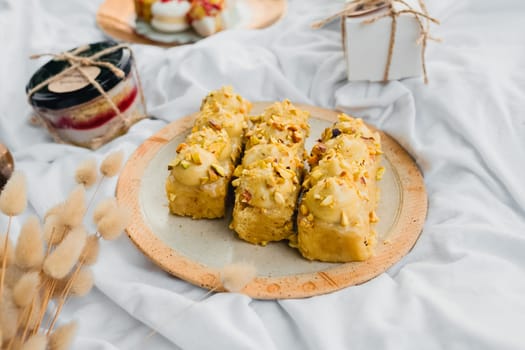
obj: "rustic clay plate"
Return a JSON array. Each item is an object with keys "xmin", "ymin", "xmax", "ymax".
[
  {"xmin": 96, "ymin": 0, "xmax": 287, "ymax": 47},
  {"xmin": 116, "ymin": 102, "xmax": 427, "ymax": 299}
]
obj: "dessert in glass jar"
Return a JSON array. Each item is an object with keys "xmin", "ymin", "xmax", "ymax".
[{"xmin": 26, "ymin": 41, "xmax": 146, "ymax": 149}]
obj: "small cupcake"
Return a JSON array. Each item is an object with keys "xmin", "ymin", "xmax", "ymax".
[
  {"xmin": 151, "ymin": 0, "xmax": 191, "ymax": 33},
  {"xmin": 188, "ymin": 0, "xmax": 225, "ymax": 37}
]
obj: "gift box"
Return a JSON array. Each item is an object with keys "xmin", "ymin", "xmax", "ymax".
[{"xmin": 315, "ymin": 0, "xmax": 439, "ymax": 83}]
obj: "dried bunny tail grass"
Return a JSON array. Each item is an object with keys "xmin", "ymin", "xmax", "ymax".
[
  {"xmin": 93, "ymin": 197, "xmax": 117, "ymax": 224},
  {"xmin": 15, "ymin": 216, "xmax": 45, "ymax": 270},
  {"xmin": 13, "ymin": 272, "xmax": 40, "ymax": 307},
  {"xmin": 43, "ymin": 226, "xmax": 87, "ymax": 279},
  {"xmin": 0, "ymin": 234, "xmax": 14, "ymax": 266},
  {"xmin": 52, "ymin": 278, "xmax": 68, "ymax": 299},
  {"xmin": 0, "ymin": 171, "xmax": 27, "ymax": 216},
  {"xmin": 3, "ymin": 265, "xmax": 23, "ymax": 288},
  {"xmin": 44, "ymin": 214, "xmax": 67, "ymax": 246},
  {"xmin": 70, "ymin": 268, "xmax": 94, "ymax": 297},
  {"xmin": 21, "ymin": 333, "xmax": 47, "ymax": 350},
  {"xmin": 19, "ymin": 291, "xmax": 41, "ymax": 330},
  {"xmin": 49, "ymin": 321, "xmax": 77, "ymax": 350},
  {"xmin": 0, "ymin": 233, "xmax": 15, "ymax": 300},
  {"xmin": 80, "ymin": 235, "xmax": 100, "ymax": 266},
  {"xmin": 100, "ymin": 150, "xmax": 125, "ymax": 177},
  {"xmin": 61, "ymin": 185, "xmax": 87, "ymax": 229},
  {"xmin": 75, "ymin": 158, "xmax": 98, "ymax": 188},
  {"xmin": 45, "ymin": 202, "xmax": 65, "ymax": 221},
  {"xmin": 9, "ymin": 338, "xmax": 24, "ymax": 350},
  {"xmin": 0, "ymin": 289, "xmax": 19, "ymax": 341},
  {"xmin": 220, "ymin": 262, "xmax": 257, "ymax": 293},
  {"xmin": 97, "ymin": 205, "xmax": 131, "ymax": 241},
  {"xmin": 47, "ymin": 267, "xmax": 92, "ymax": 332}
]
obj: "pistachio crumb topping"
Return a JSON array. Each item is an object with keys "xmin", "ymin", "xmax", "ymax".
[
  {"xmin": 340, "ymin": 211, "xmax": 349, "ymax": 227},
  {"xmin": 176, "ymin": 143, "xmax": 188, "ymax": 153},
  {"xmin": 168, "ymin": 159, "xmax": 180, "ymax": 170},
  {"xmin": 300, "ymin": 204, "xmax": 308, "ymax": 215},
  {"xmin": 320, "ymin": 195, "xmax": 334, "ymax": 207},
  {"xmin": 180, "ymin": 160, "xmax": 190, "ymax": 169},
  {"xmin": 210, "ymin": 163, "xmax": 226, "ymax": 177},
  {"xmin": 376, "ymin": 166, "xmax": 385, "ymax": 180},
  {"xmin": 274, "ymin": 192, "xmax": 285, "ymax": 205},
  {"xmin": 191, "ymin": 152, "xmax": 202, "ymax": 165}
]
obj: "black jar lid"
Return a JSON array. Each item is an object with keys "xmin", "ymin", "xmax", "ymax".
[{"xmin": 26, "ymin": 41, "xmax": 132, "ymax": 110}]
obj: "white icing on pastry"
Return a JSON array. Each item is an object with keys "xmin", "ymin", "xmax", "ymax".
[{"xmin": 151, "ymin": 0, "xmax": 191, "ymax": 33}]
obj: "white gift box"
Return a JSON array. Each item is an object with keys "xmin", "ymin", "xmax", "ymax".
[{"xmin": 342, "ymin": 0, "xmax": 424, "ymax": 82}]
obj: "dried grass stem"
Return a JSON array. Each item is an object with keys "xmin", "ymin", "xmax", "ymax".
[{"xmin": 0, "ymin": 215, "xmax": 13, "ymax": 301}]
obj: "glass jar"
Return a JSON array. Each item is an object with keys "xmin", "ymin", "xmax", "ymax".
[{"xmin": 26, "ymin": 41, "xmax": 146, "ymax": 149}]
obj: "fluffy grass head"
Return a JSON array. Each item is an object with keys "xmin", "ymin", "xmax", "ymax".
[
  {"xmin": 75, "ymin": 158, "xmax": 98, "ymax": 188},
  {"xmin": 43, "ymin": 214, "xmax": 67, "ymax": 246},
  {"xmin": 100, "ymin": 150, "xmax": 125, "ymax": 177},
  {"xmin": 13, "ymin": 271, "xmax": 40, "ymax": 308},
  {"xmin": 61, "ymin": 185, "xmax": 86, "ymax": 229},
  {"xmin": 43, "ymin": 226, "xmax": 87, "ymax": 279},
  {"xmin": 20, "ymin": 334, "xmax": 47, "ymax": 350},
  {"xmin": 80, "ymin": 235, "xmax": 100, "ymax": 266},
  {"xmin": 0, "ymin": 171, "xmax": 27, "ymax": 216},
  {"xmin": 220, "ymin": 262, "xmax": 257, "ymax": 293},
  {"xmin": 0, "ymin": 289, "xmax": 19, "ymax": 340},
  {"xmin": 93, "ymin": 198, "xmax": 117, "ymax": 224},
  {"xmin": 15, "ymin": 215, "xmax": 44, "ymax": 270},
  {"xmin": 97, "ymin": 205, "xmax": 131, "ymax": 241},
  {"xmin": 49, "ymin": 321, "xmax": 77, "ymax": 350},
  {"xmin": 70, "ymin": 268, "xmax": 94, "ymax": 297}
]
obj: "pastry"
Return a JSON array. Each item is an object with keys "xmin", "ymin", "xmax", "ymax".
[
  {"xmin": 230, "ymin": 100, "xmax": 310, "ymax": 245},
  {"xmin": 188, "ymin": 0, "xmax": 225, "ymax": 37},
  {"xmin": 151, "ymin": 0, "xmax": 191, "ymax": 33},
  {"xmin": 134, "ymin": 0, "xmax": 159, "ymax": 22},
  {"xmin": 296, "ymin": 114, "xmax": 383, "ymax": 262},
  {"xmin": 165, "ymin": 86, "xmax": 251, "ymax": 219}
]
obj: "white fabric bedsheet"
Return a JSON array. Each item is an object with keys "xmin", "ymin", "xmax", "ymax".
[{"xmin": 1, "ymin": 0, "xmax": 524, "ymax": 349}]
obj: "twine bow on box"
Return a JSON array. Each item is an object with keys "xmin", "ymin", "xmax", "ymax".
[
  {"xmin": 27, "ymin": 43, "xmax": 147, "ymax": 149},
  {"xmin": 312, "ymin": 0, "xmax": 440, "ymax": 83}
]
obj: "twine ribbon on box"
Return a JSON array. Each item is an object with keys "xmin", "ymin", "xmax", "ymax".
[
  {"xmin": 312, "ymin": 0, "xmax": 440, "ymax": 83},
  {"xmin": 27, "ymin": 43, "xmax": 147, "ymax": 149}
]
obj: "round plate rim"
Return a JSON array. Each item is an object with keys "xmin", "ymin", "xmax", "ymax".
[{"xmin": 116, "ymin": 102, "xmax": 427, "ymax": 299}]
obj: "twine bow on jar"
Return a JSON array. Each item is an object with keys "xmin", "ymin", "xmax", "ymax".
[{"xmin": 312, "ymin": 0, "xmax": 440, "ymax": 83}]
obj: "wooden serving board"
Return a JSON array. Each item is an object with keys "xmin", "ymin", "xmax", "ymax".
[
  {"xmin": 96, "ymin": 0, "xmax": 287, "ymax": 47},
  {"xmin": 116, "ymin": 103, "xmax": 427, "ymax": 299}
]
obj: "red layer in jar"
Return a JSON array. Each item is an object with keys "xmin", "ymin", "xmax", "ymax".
[{"xmin": 53, "ymin": 86, "xmax": 138, "ymax": 130}]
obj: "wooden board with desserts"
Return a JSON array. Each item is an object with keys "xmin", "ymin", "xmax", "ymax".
[
  {"xmin": 116, "ymin": 87, "xmax": 427, "ymax": 299},
  {"xmin": 96, "ymin": 0, "xmax": 287, "ymax": 46}
]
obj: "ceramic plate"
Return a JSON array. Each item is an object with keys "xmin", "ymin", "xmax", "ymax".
[
  {"xmin": 97, "ymin": 0, "xmax": 287, "ymax": 47},
  {"xmin": 116, "ymin": 103, "xmax": 427, "ymax": 299}
]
